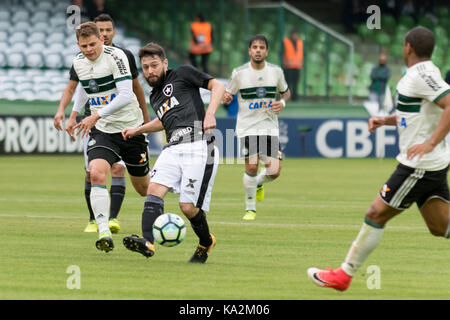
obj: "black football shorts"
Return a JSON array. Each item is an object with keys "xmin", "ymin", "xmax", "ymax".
[
  {"xmin": 379, "ymin": 163, "xmax": 449, "ymax": 210},
  {"xmin": 87, "ymin": 127, "xmax": 150, "ymax": 177},
  {"xmin": 239, "ymin": 135, "xmax": 283, "ymax": 160}
]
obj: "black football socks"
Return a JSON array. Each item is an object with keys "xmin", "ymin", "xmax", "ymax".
[
  {"xmin": 142, "ymin": 195, "xmax": 164, "ymax": 243},
  {"xmin": 85, "ymin": 181, "xmax": 95, "ymax": 221},
  {"xmin": 109, "ymin": 177, "xmax": 126, "ymax": 219},
  {"xmin": 189, "ymin": 209, "xmax": 212, "ymax": 248}
]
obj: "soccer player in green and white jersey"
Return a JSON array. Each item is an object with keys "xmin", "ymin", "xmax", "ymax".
[
  {"xmin": 65, "ymin": 22, "xmax": 150, "ymax": 253},
  {"xmin": 223, "ymin": 34, "xmax": 290, "ymax": 221},
  {"xmin": 308, "ymin": 27, "xmax": 450, "ymax": 291},
  {"xmin": 54, "ymin": 14, "xmax": 150, "ymax": 234}
]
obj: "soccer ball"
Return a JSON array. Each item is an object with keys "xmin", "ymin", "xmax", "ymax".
[{"xmin": 152, "ymin": 213, "xmax": 186, "ymax": 247}]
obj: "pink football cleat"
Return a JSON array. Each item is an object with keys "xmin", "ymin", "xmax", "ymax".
[{"xmin": 307, "ymin": 267, "xmax": 352, "ymax": 291}]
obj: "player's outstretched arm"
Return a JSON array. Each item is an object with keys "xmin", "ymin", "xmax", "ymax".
[
  {"xmin": 407, "ymin": 93, "xmax": 450, "ymax": 160},
  {"xmin": 368, "ymin": 115, "xmax": 397, "ymax": 133},
  {"xmin": 204, "ymin": 79, "xmax": 225, "ymax": 130},
  {"xmin": 122, "ymin": 117, "xmax": 164, "ymax": 140},
  {"xmin": 54, "ymin": 80, "xmax": 78, "ymax": 130}
]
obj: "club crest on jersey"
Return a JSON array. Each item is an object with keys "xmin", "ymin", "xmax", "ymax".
[
  {"xmin": 90, "ymin": 94, "xmax": 117, "ymax": 106},
  {"xmin": 89, "ymin": 79, "xmax": 99, "ymax": 93},
  {"xmin": 156, "ymin": 96, "xmax": 180, "ymax": 119},
  {"xmin": 256, "ymin": 87, "xmax": 267, "ymax": 98},
  {"xmin": 163, "ymin": 84, "xmax": 173, "ymax": 97}
]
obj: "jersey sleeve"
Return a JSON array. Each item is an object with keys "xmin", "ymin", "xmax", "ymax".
[
  {"xmin": 69, "ymin": 65, "xmax": 79, "ymax": 82},
  {"xmin": 277, "ymin": 67, "xmax": 289, "ymax": 94},
  {"xmin": 415, "ymin": 69, "xmax": 450, "ymax": 103},
  {"xmin": 226, "ymin": 69, "xmax": 239, "ymax": 94},
  {"xmin": 109, "ymin": 48, "xmax": 133, "ymax": 83},
  {"xmin": 122, "ymin": 48, "xmax": 139, "ymax": 79},
  {"xmin": 178, "ymin": 65, "xmax": 213, "ymax": 89}
]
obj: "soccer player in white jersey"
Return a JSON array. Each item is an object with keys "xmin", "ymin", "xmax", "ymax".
[
  {"xmin": 66, "ymin": 22, "xmax": 150, "ymax": 253},
  {"xmin": 54, "ymin": 14, "xmax": 150, "ymax": 234},
  {"xmin": 308, "ymin": 27, "xmax": 450, "ymax": 291},
  {"xmin": 223, "ymin": 34, "xmax": 290, "ymax": 221}
]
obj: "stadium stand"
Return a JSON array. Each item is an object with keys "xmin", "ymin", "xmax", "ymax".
[{"xmin": 0, "ymin": 0, "xmax": 144, "ymax": 101}]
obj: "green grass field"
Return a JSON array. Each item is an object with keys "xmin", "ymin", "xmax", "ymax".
[{"xmin": 0, "ymin": 156, "xmax": 449, "ymax": 300}]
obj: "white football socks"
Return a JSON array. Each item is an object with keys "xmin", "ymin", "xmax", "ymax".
[
  {"xmin": 341, "ymin": 220, "xmax": 384, "ymax": 276},
  {"xmin": 256, "ymin": 168, "xmax": 273, "ymax": 186},
  {"xmin": 90, "ymin": 185, "xmax": 110, "ymax": 234},
  {"xmin": 243, "ymin": 172, "xmax": 257, "ymax": 211}
]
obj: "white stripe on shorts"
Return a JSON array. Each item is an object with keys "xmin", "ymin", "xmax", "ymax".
[{"xmin": 390, "ymin": 168, "xmax": 425, "ymax": 208}]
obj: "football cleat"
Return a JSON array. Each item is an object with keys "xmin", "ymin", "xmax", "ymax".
[
  {"xmin": 256, "ymin": 185, "xmax": 264, "ymax": 201},
  {"xmin": 95, "ymin": 231, "xmax": 114, "ymax": 253},
  {"xmin": 84, "ymin": 220, "xmax": 98, "ymax": 233},
  {"xmin": 122, "ymin": 234, "xmax": 155, "ymax": 258},
  {"xmin": 189, "ymin": 234, "xmax": 216, "ymax": 263},
  {"xmin": 242, "ymin": 210, "xmax": 256, "ymax": 221},
  {"xmin": 307, "ymin": 267, "xmax": 352, "ymax": 291},
  {"xmin": 108, "ymin": 218, "xmax": 120, "ymax": 233}
]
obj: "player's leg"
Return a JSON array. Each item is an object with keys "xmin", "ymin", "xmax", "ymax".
[
  {"xmin": 83, "ymin": 135, "xmax": 97, "ymax": 232},
  {"xmin": 123, "ymin": 145, "xmax": 177, "ymax": 258},
  {"xmin": 109, "ymin": 161, "xmax": 126, "ymax": 220},
  {"xmin": 255, "ymin": 136, "xmax": 283, "ymax": 202},
  {"xmin": 308, "ymin": 195, "xmax": 402, "ymax": 291},
  {"xmin": 419, "ymin": 198, "xmax": 450, "ymax": 237},
  {"xmin": 241, "ymin": 136, "xmax": 259, "ymax": 220},
  {"xmin": 89, "ymin": 156, "xmax": 114, "ymax": 252},
  {"xmin": 178, "ymin": 140, "xmax": 219, "ymax": 263}
]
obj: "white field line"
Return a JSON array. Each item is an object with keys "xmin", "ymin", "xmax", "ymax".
[{"xmin": 0, "ymin": 212, "xmax": 427, "ymax": 232}]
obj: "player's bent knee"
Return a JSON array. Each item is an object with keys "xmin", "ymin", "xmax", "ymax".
[
  {"xmin": 246, "ymin": 164, "xmax": 258, "ymax": 176},
  {"xmin": 111, "ymin": 164, "xmax": 125, "ymax": 177},
  {"xmin": 179, "ymin": 203, "xmax": 198, "ymax": 218}
]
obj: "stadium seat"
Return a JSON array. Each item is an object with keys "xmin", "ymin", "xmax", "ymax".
[
  {"xmin": 0, "ymin": 10, "xmax": 9, "ymax": 21},
  {"xmin": 29, "ymin": 42, "xmax": 47, "ymax": 53},
  {"xmin": 26, "ymin": 52, "xmax": 45, "ymax": 68},
  {"xmin": 9, "ymin": 31, "xmax": 27, "ymax": 43},
  {"xmin": 12, "ymin": 21, "xmax": 31, "ymax": 32},
  {"xmin": 10, "ymin": 42, "xmax": 28, "ymax": 52},
  {"xmin": 28, "ymin": 32, "xmax": 47, "ymax": 44},
  {"xmin": 0, "ymin": 51, "xmax": 6, "ymax": 67},
  {"xmin": 0, "ymin": 30, "xmax": 8, "ymax": 42},
  {"xmin": 33, "ymin": 22, "xmax": 48, "ymax": 33},
  {"xmin": 12, "ymin": 10, "xmax": 30, "ymax": 22},
  {"xmin": 48, "ymin": 42, "xmax": 66, "ymax": 53},
  {"xmin": 0, "ymin": 21, "xmax": 10, "ymax": 32},
  {"xmin": 7, "ymin": 52, "xmax": 25, "ymax": 68},
  {"xmin": 398, "ymin": 15, "xmax": 415, "ymax": 29},
  {"xmin": 21, "ymin": 89, "xmax": 36, "ymax": 101},
  {"xmin": 31, "ymin": 11, "xmax": 49, "ymax": 24},
  {"xmin": 44, "ymin": 53, "xmax": 64, "ymax": 69},
  {"xmin": 46, "ymin": 32, "xmax": 66, "ymax": 45},
  {"xmin": 2, "ymin": 89, "xmax": 18, "ymax": 100}
]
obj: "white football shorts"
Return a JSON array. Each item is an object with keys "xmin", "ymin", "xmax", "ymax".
[
  {"xmin": 83, "ymin": 135, "xmax": 126, "ymax": 172},
  {"xmin": 150, "ymin": 139, "xmax": 219, "ymax": 212}
]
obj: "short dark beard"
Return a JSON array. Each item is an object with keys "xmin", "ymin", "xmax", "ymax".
[{"xmin": 146, "ymin": 70, "xmax": 166, "ymax": 88}]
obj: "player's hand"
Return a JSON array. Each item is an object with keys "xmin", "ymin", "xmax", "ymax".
[
  {"xmin": 203, "ymin": 113, "xmax": 216, "ymax": 132},
  {"xmin": 407, "ymin": 142, "xmax": 434, "ymax": 161},
  {"xmin": 54, "ymin": 110, "xmax": 65, "ymax": 131},
  {"xmin": 74, "ymin": 113, "xmax": 100, "ymax": 139},
  {"xmin": 270, "ymin": 101, "xmax": 284, "ymax": 114},
  {"xmin": 222, "ymin": 92, "xmax": 233, "ymax": 104},
  {"xmin": 368, "ymin": 117, "xmax": 385, "ymax": 134},
  {"xmin": 65, "ymin": 116, "xmax": 78, "ymax": 142},
  {"xmin": 122, "ymin": 127, "xmax": 139, "ymax": 140}
]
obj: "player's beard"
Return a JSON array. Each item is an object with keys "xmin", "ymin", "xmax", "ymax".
[{"xmin": 146, "ymin": 70, "xmax": 165, "ymax": 88}]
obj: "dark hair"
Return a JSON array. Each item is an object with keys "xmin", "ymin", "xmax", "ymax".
[
  {"xmin": 405, "ymin": 26, "xmax": 435, "ymax": 58},
  {"xmin": 76, "ymin": 21, "xmax": 100, "ymax": 40},
  {"xmin": 138, "ymin": 42, "xmax": 166, "ymax": 61},
  {"xmin": 196, "ymin": 13, "xmax": 205, "ymax": 22},
  {"xmin": 94, "ymin": 13, "xmax": 115, "ymax": 27},
  {"xmin": 249, "ymin": 34, "xmax": 268, "ymax": 49}
]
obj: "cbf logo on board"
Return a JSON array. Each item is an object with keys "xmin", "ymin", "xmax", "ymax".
[{"xmin": 90, "ymin": 94, "xmax": 116, "ymax": 106}]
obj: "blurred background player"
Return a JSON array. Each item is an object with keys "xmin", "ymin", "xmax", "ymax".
[
  {"xmin": 223, "ymin": 34, "xmax": 290, "ymax": 221},
  {"xmin": 189, "ymin": 13, "xmax": 213, "ymax": 74},
  {"xmin": 369, "ymin": 53, "xmax": 392, "ymax": 114},
  {"xmin": 307, "ymin": 26, "xmax": 450, "ymax": 291},
  {"xmin": 282, "ymin": 28, "xmax": 303, "ymax": 102},
  {"xmin": 122, "ymin": 42, "xmax": 225, "ymax": 263},
  {"xmin": 54, "ymin": 14, "xmax": 150, "ymax": 234},
  {"xmin": 66, "ymin": 22, "xmax": 150, "ymax": 253}
]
